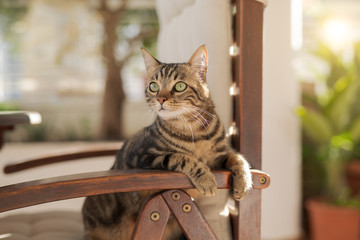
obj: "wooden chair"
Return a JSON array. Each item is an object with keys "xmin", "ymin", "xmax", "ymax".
[{"xmin": 0, "ymin": 0, "xmax": 269, "ymax": 239}]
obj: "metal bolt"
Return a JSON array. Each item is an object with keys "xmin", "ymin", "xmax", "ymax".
[
  {"xmin": 150, "ymin": 212, "xmax": 160, "ymax": 221},
  {"xmin": 232, "ymin": 4, "xmax": 237, "ymax": 16},
  {"xmin": 229, "ymin": 83, "xmax": 239, "ymax": 96},
  {"xmin": 172, "ymin": 192, "xmax": 181, "ymax": 201},
  {"xmin": 260, "ymin": 177, "xmax": 267, "ymax": 184},
  {"xmin": 229, "ymin": 44, "xmax": 240, "ymax": 56},
  {"xmin": 182, "ymin": 203, "xmax": 192, "ymax": 213},
  {"xmin": 227, "ymin": 122, "xmax": 238, "ymax": 137}
]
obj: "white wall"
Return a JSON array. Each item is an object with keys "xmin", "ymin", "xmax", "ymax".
[{"xmin": 261, "ymin": 0, "xmax": 302, "ymax": 239}]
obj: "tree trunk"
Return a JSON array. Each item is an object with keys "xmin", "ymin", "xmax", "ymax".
[{"xmin": 99, "ymin": 9, "xmax": 125, "ymax": 140}]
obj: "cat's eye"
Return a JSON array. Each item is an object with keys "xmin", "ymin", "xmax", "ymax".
[
  {"xmin": 174, "ymin": 82, "xmax": 187, "ymax": 92},
  {"xmin": 149, "ymin": 82, "xmax": 159, "ymax": 92}
]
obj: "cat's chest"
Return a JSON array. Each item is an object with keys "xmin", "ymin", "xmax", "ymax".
[{"xmin": 188, "ymin": 140, "xmax": 217, "ymax": 163}]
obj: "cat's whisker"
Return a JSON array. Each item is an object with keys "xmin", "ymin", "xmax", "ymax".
[
  {"xmin": 183, "ymin": 107, "xmax": 211, "ymax": 138},
  {"xmin": 179, "ymin": 113, "xmax": 195, "ymax": 143},
  {"xmin": 182, "ymin": 107, "xmax": 204, "ymax": 124},
  {"xmin": 190, "ymin": 106, "xmax": 215, "ymax": 119},
  {"xmin": 192, "ymin": 112, "xmax": 211, "ymax": 138},
  {"xmin": 187, "ymin": 111, "xmax": 206, "ymax": 128},
  {"xmin": 186, "ymin": 107, "xmax": 210, "ymax": 126}
]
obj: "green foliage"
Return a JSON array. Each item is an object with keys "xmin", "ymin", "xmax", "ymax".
[
  {"xmin": 25, "ymin": 123, "xmax": 49, "ymax": 142},
  {"xmin": 299, "ymin": 43, "xmax": 360, "ymax": 206},
  {"xmin": 24, "ymin": 117, "xmax": 94, "ymax": 142},
  {"xmin": 312, "ymin": 43, "xmax": 347, "ymax": 88},
  {"xmin": 0, "ymin": 102, "xmax": 21, "ymax": 111},
  {"xmin": 61, "ymin": 117, "xmax": 94, "ymax": 141},
  {"xmin": 0, "ymin": 0, "xmax": 27, "ymax": 52},
  {"xmin": 297, "ymin": 106, "xmax": 333, "ymax": 144},
  {"xmin": 117, "ymin": 8, "xmax": 159, "ymax": 60},
  {"xmin": 335, "ymin": 190, "xmax": 360, "ymax": 210}
]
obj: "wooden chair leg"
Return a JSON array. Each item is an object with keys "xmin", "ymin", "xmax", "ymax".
[
  {"xmin": 132, "ymin": 194, "xmax": 171, "ymax": 240},
  {"xmin": 161, "ymin": 190, "xmax": 218, "ymax": 240},
  {"xmin": 132, "ymin": 190, "xmax": 218, "ymax": 240}
]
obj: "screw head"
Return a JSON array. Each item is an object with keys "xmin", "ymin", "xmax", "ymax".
[
  {"xmin": 150, "ymin": 211, "xmax": 160, "ymax": 221},
  {"xmin": 172, "ymin": 192, "xmax": 181, "ymax": 201},
  {"xmin": 182, "ymin": 203, "xmax": 192, "ymax": 213},
  {"xmin": 260, "ymin": 177, "xmax": 267, "ymax": 184}
]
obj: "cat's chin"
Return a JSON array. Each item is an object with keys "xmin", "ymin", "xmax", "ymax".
[
  {"xmin": 156, "ymin": 110, "xmax": 178, "ymax": 120},
  {"xmin": 156, "ymin": 109, "xmax": 186, "ymax": 121}
]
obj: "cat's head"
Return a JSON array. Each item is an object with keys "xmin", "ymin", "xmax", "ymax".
[{"xmin": 141, "ymin": 45, "xmax": 213, "ymax": 120}]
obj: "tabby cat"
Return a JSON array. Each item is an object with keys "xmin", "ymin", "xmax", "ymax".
[{"xmin": 82, "ymin": 45, "xmax": 253, "ymax": 240}]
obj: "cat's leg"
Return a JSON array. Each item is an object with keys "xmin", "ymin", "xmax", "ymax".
[
  {"xmin": 225, "ymin": 151, "xmax": 253, "ymax": 200},
  {"xmin": 82, "ymin": 192, "xmax": 142, "ymax": 240},
  {"xmin": 152, "ymin": 153, "xmax": 217, "ymax": 196}
]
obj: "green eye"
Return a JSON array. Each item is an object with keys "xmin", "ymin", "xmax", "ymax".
[
  {"xmin": 149, "ymin": 82, "xmax": 159, "ymax": 92},
  {"xmin": 174, "ymin": 82, "xmax": 187, "ymax": 92}
]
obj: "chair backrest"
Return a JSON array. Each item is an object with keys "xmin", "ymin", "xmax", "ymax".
[{"xmin": 231, "ymin": 0, "xmax": 265, "ymax": 238}]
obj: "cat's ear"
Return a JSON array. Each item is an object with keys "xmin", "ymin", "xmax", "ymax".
[
  {"xmin": 141, "ymin": 48, "xmax": 160, "ymax": 71},
  {"xmin": 188, "ymin": 45, "xmax": 208, "ymax": 73}
]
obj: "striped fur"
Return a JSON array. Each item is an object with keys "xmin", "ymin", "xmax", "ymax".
[{"xmin": 82, "ymin": 45, "xmax": 253, "ymax": 240}]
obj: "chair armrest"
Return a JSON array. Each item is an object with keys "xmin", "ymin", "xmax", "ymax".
[
  {"xmin": 0, "ymin": 169, "xmax": 270, "ymax": 213},
  {"xmin": 3, "ymin": 142, "xmax": 122, "ymax": 174}
]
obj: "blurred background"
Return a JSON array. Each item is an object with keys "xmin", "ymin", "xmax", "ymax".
[{"xmin": 1, "ymin": 0, "xmax": 360, "ymax": 239}]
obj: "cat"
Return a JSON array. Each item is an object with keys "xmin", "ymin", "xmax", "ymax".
[{"xmin": 82, "ymin": 45, "xmax": 253, "ymax": 240}]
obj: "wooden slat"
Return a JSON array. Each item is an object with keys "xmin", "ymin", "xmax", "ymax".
[
  {"xmin": 0, "ymin": 170, "xmax": 229, "ymax": 213},
  {"xmin": 162, "ymin": 190, "xmax": 218, "ymax": 240},
  {"xmin": 4, "ymin": 143, "xmax": 122, "ymax": 174},
  {"xmin": 232, "ymin": 0, "xmax": 265, "ymax": 239},
  {"xmin": 0, "ymin": 169, "xmax": 269, "ymax": 213},
  {"xmin": 132, "ymin": 194, "xmax": 171, "ymax": 240}
]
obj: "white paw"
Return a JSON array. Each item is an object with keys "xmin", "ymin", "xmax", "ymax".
[{"xmin": 232, "ymin": 167, "xmax": 253, "ymax": 201}]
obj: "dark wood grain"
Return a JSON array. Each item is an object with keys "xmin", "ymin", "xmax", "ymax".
[
  {"xmin": 0, "ymin": 169, "xmax": 269, "ymax": 213},
  {"xmin": 4, "ymin": 143, "xmax": 122, "ymax": 174},
  {"xmin": 232, "ymin": 0, "xmax": 265, "ymax": 239},
  {"xmin": 162, "ymin": 190, "xmax": 218, "ymax": 240},
  {"xmin": 132, "ymin": 194, "xmax": 171, "ymax": 240}
]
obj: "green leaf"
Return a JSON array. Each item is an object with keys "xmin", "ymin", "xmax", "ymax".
[
  {"xmin": 297, "ymin": 106, "xmax": 334, "ymax": 144},
  {"xmin": 353, "ymin": 42, "xmax": 360, "ymax": 74},
  {"xmin": 349, "ymin": 115, "xmax": 360, "ymax": 143},
  {"xmin": 312, "ymin": 43, "xmax": 347, "ymax": 88},
  {"xmin": 325, "ymin": 73, "xmax": 360, "ymax": 132}
]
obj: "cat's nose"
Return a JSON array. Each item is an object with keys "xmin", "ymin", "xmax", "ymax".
[{"xmin": 157, "ymin": 97, "xmax": 167, "ymax": 104}]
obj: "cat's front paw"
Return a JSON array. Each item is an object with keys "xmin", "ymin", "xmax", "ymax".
[
  {"xmin": 191, "ymin": 172, "xmax": 217, "ymax": 197},
  {"xmin": 232, "ymin": 167, "xmax": 253, "ymax": 201}
]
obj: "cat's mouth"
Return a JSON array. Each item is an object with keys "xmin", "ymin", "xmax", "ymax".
[
  {"xmin": 156, "ymin": 105, "xmax": 184, "ymax": 120},
  {"xmin": 157, "ymin": 102, "xmax": 172, "ymax": 112},
  {"xmin": 155, "ymin": 104, "xmax": 169, "ymax": 114}
]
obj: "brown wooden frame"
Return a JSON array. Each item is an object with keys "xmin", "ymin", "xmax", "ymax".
[
  {"xmin": 0, "ymin": 169, "xmax": 269, "ymax": 213},
  {"xmin": 231, "ymin": 0, "xmax": 265, "ymax": 238},
  {"xmin": 0, "ymin": 0, "xmax": 266, "ymax": 239}
]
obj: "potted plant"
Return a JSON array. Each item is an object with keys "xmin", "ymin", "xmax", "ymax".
[
  {"xmin": 298, "ymin": 43, "xmax": 360, "ymax": 240},
  {"xmin": 346, "ymin": 143, "xmax": 360, "ymax": 196}
]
